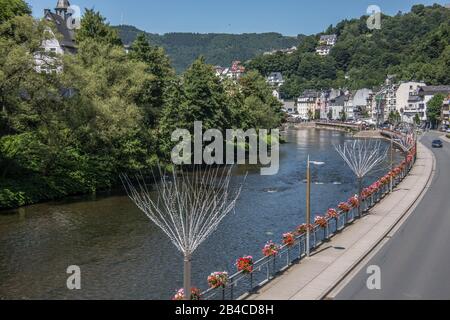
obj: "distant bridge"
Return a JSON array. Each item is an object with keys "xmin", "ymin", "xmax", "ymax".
[{"xmin": 315, "ymin": 121, "xmax": 362, "ymax": 131}]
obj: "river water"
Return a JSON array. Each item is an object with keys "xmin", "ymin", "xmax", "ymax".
[{"xmin": 0, "ymin": 128, "xmax": 400, "ymax": 300}]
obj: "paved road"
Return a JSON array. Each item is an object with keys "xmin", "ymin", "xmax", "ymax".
[{"xmin": 336, "ymin": 132, "xmax": 450, "ymax": 300}]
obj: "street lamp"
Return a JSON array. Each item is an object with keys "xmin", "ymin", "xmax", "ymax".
[{"xmin": 306, "ymin": 155, "xmax": 325, "ymax": 257}]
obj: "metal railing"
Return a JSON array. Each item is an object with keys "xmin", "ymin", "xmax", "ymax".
[{"xmin": 200, "ymin": 133, "xmax": 416, "ymax": 301}]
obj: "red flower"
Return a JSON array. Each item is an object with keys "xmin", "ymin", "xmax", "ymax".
[
  {"xmin": 348, "ymin": 196, "xmax": 359, "ymax": 208},
  {"xmin": 314, "ymin": 215, "xmax": 327, "ymax": 228},
  {"xmin": 282, "ymin": 233, "xmax": 295, "ymax": 247},
  {"xmin": 236, "ymin": 256, "xmax": 253, "ymax": 274},
  {"xmin": 262, "ymin": 241, "xmax": 279, "ymax": 257},
  {"xmin": 296, "ymin": 223, "xmax": 314, "ymax": 235},
  {"xmin": 326, "ymin": 208, "xmax": 339, "ymax": 219},
  {"xmin": 338, "ymin": 202, "xmax": 351, "ymax": 212}
]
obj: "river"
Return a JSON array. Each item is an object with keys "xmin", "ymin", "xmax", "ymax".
[{"xmin": 0, "ymin": 128, "xmax": 401, "ymax": 299}]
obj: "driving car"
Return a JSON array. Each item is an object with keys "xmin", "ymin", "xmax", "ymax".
[{"xmin": 432, "ymin": 140, "xmax": 443, "ymax": 148}]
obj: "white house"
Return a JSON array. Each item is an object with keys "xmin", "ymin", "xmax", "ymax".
[
  {"xmin": 352, "ymin": 88, "xmax": 373, "ymax": 119},
  {"xmin": 372, "ymin": 75, "xmax": 398, "ymax": 122},
  {"xmin": 395, "ymin": 82, "xmax": 426, "ymax": 122},
  {"xmin": 282, "ymin": 100, "xmax": 297, "ymax": 114},
  {"xmin": 43, "ymin": 1, "xmax": 76, "ymax": 54},
  {"xmin": 316, "ymin": 45, "xmax": 331, "ymax": 56},
  {"xmin": 316, "ymin": 34, "xmax": 337, "ymax": 56},
  {"xmin": 319, "ymin": 34, "xmax": 337, "ymax": 46},
  {"xmin": 329, "ymin": 95, "xmax": 346, "ymax": 120},
  {"xmin": 344, "ymin": 94, "xmax": 354, "ymax": 120},
  {"xmin": 417, "ymin": 86, "xmax": 450, "ymax": 124},
  {"xmin": 267, "ymin": 72, "xmax": 284, "ymax": 87},
  {"xmin": 272, "ymin": 89, "xmax": 281, "ymax": 100},
  {"xmin": 35, "ymin": 1, "xmax": 77, "ymax": 73},
  {"xmin": 297, "ymin": 90, "xmax": 319, "ymax": 120}
]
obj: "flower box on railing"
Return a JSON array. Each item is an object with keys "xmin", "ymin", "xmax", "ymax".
[{"xmin": 201, "ymin": 130, "xmax": 417, "ymax": 301}]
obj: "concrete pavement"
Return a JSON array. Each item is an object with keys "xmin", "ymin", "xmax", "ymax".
[
  {"xmin": 247, "ymin": 139, "xmax": 434, "ymax": 300},
  {"xmin": 334, "ymin": 132, "xmax": 450, "ymax": 300}
]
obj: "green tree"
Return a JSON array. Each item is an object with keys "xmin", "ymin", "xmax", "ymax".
[
  {"xmin": 340, "ymin": 110, "xmax": 347, "ymax": 122},
  {"xmin": 128, "ymin": 33, "xmax": 174, "ymax": 127},
  {"xmin": 388, "ymin": 111, "xmax": 401, "ymax": 124},
  {"xmin": 327, "ymin": 109, "xmax": 333, "ymax": 120},
  {"xmin": 427, "ymin": 94, "xmax": 445, "ymax": 128},
  {"xmin": 0, "ymin": 0, "xmax": 30, "ymax": 24},
  {"xmin": 413, "ymin": 113, "xmax": 421, "ymax": 125},
  {"xmin": 76, "ymin": 9, "xmax": 122, "ymax": 46},
  {"xmin": 314, "ymin": 109, "xmax": 321, "ymax": 120},
  {"xmin": 238, "ymin": 70, "xmax": 283, "ymax": 129}
]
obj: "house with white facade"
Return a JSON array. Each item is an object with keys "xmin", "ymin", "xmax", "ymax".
[
  {"xmin": 267, "ymin": 72, "xmax": 284, "ymax": 87},
  {"xmin": 214, "ymin": 61, "xmax": 245, "ymax": 81},
  {"xmin": 372, "ymin": 75, "xmax": 398, "ymax": 122},
  {"xmin": 352, "ymin": 88, "xmax": 373, "ymax": 119},
  {"xmin": 329, "ymin": 95, "xmax": 346, "ymax": 120},
  {"xmin": 316, "ymin": 34, "xmax": 337, "ymax": 56},
  {"xmin": 442, "ymin": 96, "xmax": 450, "ymax": 126},
  {"xmin": 344, "ymin": 93, "xmax": 354, "ymax": 120},
  {"xmin": 43, "ymin": 1, "xmax": 76, "ymax": 54},
  {"xmin": 282, "ymin": 100, "xmax": 297, "ymax": 114},
  {"xmin": 395, "ymin": 82, "xmax": 426, "ymax": 122},
  {"xmin": 264, "ymin": 46, "xmax": 297, "ymax": 56},
  {"xmin": 417, "ymin": 86, "xmax": 450, "ymax": 124},
  {"xmin": 35, "ymin": 1, "xmax": 76, "ymax": 73},
  {"xmin": 316, "ymin": 46, "xmax": 331, "ymax": 56},
  {"xmin": 297, "ymin": 90, "xmax": 319, "ymax": 120},
  {"xmin": 319, "ymin": 34, "xmax": 337, "ymax": 46}
]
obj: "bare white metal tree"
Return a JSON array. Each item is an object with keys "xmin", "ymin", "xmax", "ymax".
[
  {"xmin": 335, "ymin": 140, "xmax": 388, "ymax": 217},
  {"xmin": 121, "ymin": 165, "xmax": 245, "ymax": 300}
]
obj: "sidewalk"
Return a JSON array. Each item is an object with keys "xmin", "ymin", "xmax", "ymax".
[{"xmin": 246, "ymin": 142, "xmax": 434, "ymax": 300}]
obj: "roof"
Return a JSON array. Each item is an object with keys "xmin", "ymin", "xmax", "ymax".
[
  {"xmin": 283, "ymin": 100, "xmax": 296, "ymax": 108},
  {"xmin": 329, "ymin": 94, "xmax": 346, "ymax": 106},
  {"xmin": 419, "ymin": 86, "xmax": 450, "ymax": 95},
  {"xmin": 320, "ymin": 34, "xmax": 337, "ymax": 41},
  {"xmin": 268, "ymin": 72, "xmax": 283, "ymax": 81},
  {"xmin": 55, "ymin": 0, "xmax": 70, "ymax": 9},
  {"xmin": 45, "ymin": 12, "xmax": 76, "ymax": 52},
  {"xmin": 300, "ymin": 89, "xmax": 319, "ymax": 98},
  {"xmin": 408, "ymin": 95, "xmax": 422, "ymax": 102}
]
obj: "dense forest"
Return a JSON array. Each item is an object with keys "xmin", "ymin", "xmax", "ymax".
[
  {"xmin": 247, "ymin": 4, "xmax": 450, "ymax": 99},
  {"xmin": 0, "ymin": 2, "xmax": 283, "ymax": 209},
  {"xmin": 115, "ymin": 25, "xmax": 303, "ymax": 72}
]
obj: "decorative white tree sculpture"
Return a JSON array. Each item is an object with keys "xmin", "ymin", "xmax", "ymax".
[
  {"xmin": 335, "ymin": 140, "xmax": 388, "ymax": 217},
  {"xmin": 121, "ymin": 166, "xmax": 244, "ymax": 300}
]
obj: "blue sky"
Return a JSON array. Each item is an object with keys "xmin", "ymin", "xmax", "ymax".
[{"xmin": 28, "ymin": 0, "xmax": 449, "ymax": 35}]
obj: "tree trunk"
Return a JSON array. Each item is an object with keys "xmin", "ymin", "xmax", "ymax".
[
  {"xmin": 183, "ymin": 254, "xmax": 192, "ymax": 300},
  {"xmin": 358, "ymin": 177, "xmax": 362, "ymax": 218}
]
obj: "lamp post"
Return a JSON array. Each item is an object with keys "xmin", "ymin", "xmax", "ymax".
[
  {"xmin": 390, "ymin": 133, "xmax": 394, "ymax": 192},
  {"xmin": 306, "ymin": 155, "xmax": 325, "ymax": 257}
]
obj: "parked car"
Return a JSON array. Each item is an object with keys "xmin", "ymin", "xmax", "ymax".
[
  {"xmin": 432, "ymin": 140, "xmax": 443, "ymax": 148},
  {"xmin": 446, "ymin": 128, "xmax": 450, "ymax": 134}
]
